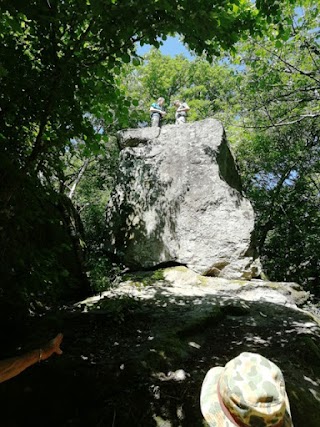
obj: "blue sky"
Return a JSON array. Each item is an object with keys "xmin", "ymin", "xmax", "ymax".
[{"xmin": 137, "ymin": 36, "xmax": 193, "ymax": 59}]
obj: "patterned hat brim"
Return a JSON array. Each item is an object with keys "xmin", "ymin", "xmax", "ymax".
[{"xmin": 200, "ymin": 367, "xmax": 293, "ymax": 427}]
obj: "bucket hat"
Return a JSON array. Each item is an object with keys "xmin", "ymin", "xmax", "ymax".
[{"xmin": 200, "ymin": 352, "xmax": 293, "ymax": 427}]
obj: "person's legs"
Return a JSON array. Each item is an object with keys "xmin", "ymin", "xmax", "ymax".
[
  {"xmin": 151, "ymin": 113, "xmax": 161, "ymax": 127},
  {"xmin": 176, "ymin": 115, "xmax": 186, "ymax": 125}
]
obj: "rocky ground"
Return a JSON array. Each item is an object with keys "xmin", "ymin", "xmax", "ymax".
[{"xmin": 0, "ymin": 267, "xmax": 320, "ymax": 427}]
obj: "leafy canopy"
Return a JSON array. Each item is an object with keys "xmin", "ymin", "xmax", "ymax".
[{"xmin": 1, "ymin": 0, "xmax": 292, "ymax": 169}]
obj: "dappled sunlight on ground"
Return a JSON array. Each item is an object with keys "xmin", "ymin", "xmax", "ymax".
[{"xmin": 0, "ymin": 269, "xmax": 319, "ymax": 426}]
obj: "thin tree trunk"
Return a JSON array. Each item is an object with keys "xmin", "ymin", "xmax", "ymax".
[
  {"xmin": 58, "ymin": 195, "xmax": 92, "ymax": 297},
  {"xmin": 68, "ymin": 159, "xmax": 90, "ymax": 200}
]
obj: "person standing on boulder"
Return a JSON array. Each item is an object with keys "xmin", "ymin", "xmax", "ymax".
[
  {"xmin": 173, "ymin": 100, "xmax": 190, "ymax": 125},
  {"xmin": 150, "ymin": 97, "xmax": 166, "ymax": 127}
]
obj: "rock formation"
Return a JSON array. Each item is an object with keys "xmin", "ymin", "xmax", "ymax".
[{"xmin": 105, "ymin": 119, "xmax": 260, "ymax": 279}]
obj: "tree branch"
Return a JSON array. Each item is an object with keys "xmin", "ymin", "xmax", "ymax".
[
  {"xmin": 255, "ymin": 42, "xmax": 320, "ymax": 85},
  {"xmin": 235, "ymin": 113, "xmax": 320, "ymax": 129},
  {"xmin": 68, "ymin": 159, "xmax": 89, "ymax": 200}
]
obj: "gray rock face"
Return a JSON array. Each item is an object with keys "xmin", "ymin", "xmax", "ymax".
[{"xmin": 106, "ymin": 119, "xmax": 259, "ymax": 278}]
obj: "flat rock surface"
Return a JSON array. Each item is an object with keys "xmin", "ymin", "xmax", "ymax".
[{"xmin": 0, "ymin": 267, "xmax": 319, "ymax": 426}]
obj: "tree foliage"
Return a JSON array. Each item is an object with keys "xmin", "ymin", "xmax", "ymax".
[
  {"xmin": 119, "ymin": 49, "xmax": 237, "ymax": 125},
  {"xmin": 0, "ymin": 0, "xmax": 292, "ymax": 172},
  {"xmin": 229, "ymin": 1, "xmax": 320, "ymax": 290}
]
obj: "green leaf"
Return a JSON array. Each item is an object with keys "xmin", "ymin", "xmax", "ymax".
[
  {"xmin": 122, "ymin": 53, "xmax": 131, "ymax": 63},
  {"xmin": 132, "ymin": 57, "xmax": 140, "ymax": 66}
]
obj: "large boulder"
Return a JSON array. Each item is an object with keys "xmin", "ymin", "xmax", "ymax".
[{"xmin": 105, "ymin": 119, "xmax": 259, "ymax": 279}]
